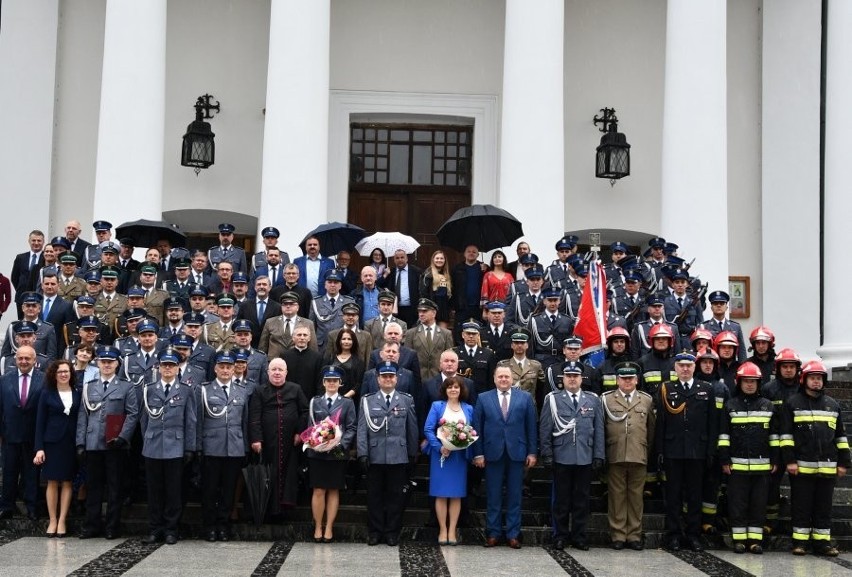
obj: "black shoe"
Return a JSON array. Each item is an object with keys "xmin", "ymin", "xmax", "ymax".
[
  {"xmin": 386, "ymin": 535, "xmax": 399, "ymax": 546},
  {"xmin": 104, "ymin": 531, "xmax": 119, "ymax": 540},
  {"xmin": 205, "ymin": 530, "xmax": 217, "ymax": 542},
  {"xmin": 666, "ymin": 537, "xmax": 681, "ymax": 551},
  {"xmin": 79, "ymin": 529, "xmax": 101, "ymax": 540},
  {"xmin": 553, "ymin": 539, "xmax": 567, "ymax": 550},
  {"xmin": 26, "ymin": 512, "xmax": 38, "ymax": 522},
  {"xmin": 164, "ymin": 533, "xmax": 178, "ymax": 545},
  {"xmin": 572, "ymin": 541, "xmax": 589, "ymax": 551},
  {"xmin": 142, "ymin": 533, "xmax": 163, "ymax": 544},
  {"xmin": 627, "ymin": 541, "xmax": 643, "ymax": 551},
  {"xmin": 687, "ymin": 536, "xmax": 704, "ymax": 552},
  {"xmin": 367, "ymin": 534, "xmax": 380, "ymax": 546},
  {"xmin": 0, "ymin": 510, "xmax": 15, "ymax": 520},
  {"xmin": 217, "ymin": 529, "xmax": 229, "ymax": 542},
  {"xmin": 611, "ymin": 540, "xmax": 625, "ymax": 550}
]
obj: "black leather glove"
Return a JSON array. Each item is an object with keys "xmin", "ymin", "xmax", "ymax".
[
  {"xmin": 107, "ymin": 437, "xmax": 128, "ymax": 450},
  {"xmin": 358, "ymin": 456, "xmax": 369, "ymax": 474},
  {"xmin": 592, "ymin": 458, "xmax": 605, "ymax": 473},
  {"xmin": 184, "ymin": 451, "xmax": 194, "ymax": 464},
  {"xmin": 76, "ymin": 446, "xmax": 86, "ymax": 466},
  {"xmin": 541, "ymin": 456, "xmax": 553, "ymax": 468}
]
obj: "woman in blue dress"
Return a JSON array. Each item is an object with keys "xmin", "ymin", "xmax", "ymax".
[{"xmin": 423, "ymin": 376, "xmax": 474, "ymax": 545}]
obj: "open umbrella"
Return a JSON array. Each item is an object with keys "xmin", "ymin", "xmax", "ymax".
[
  {"xmin": 435, "ymin": 204, "xmax": 524, "ymax": 252},
  {"xmin": 355, "ymin": 232, "xmax": 420, "ymax": 257},
  {"xmin": 242, "ymin": 454, "xmax": 271, "ymax": 525},
  {"xmin": 115, "ymin": 219, "xmax": 187, "ymax": 248},
  {"xmin": 299, "ymin": 222, "xmax": 367, "ymax": 257}
]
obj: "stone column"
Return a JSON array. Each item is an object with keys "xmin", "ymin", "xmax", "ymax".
[
  {"xmin": 818, "ymin": 0, "xmax": 852, "ymax": 371},
  {"xmin": 498, "ymin": 0, "xmax": 564, "ymax": 255},
  {"xmin": 92, "ymin": 0, "xmax": 167, "ymax": 230},
  {"xmin": 660, "ymin": 0, "xmax": 728, "ymax": 296},
  {"xmin": 258, "ymin": 0, "xmax": 331, "ymax": 256}
]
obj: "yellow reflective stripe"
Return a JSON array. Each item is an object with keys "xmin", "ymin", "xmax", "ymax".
[
  {"xmin": 772, "ymin": 399, "xmax": 783, "ymax": 405},
  {"xmin": 769, "ymin": 440, "xmax": 780, "ymax": 447},
  {"xmin": 602, "ymin": 376, "xmax": 616, "ymax": 386},
  {"xmin": 798, "ymin": 466, "xmax": 837, "ymax": 475},
  {"xmin": 836, "ymin": 436, "xmax": 849, "ymax": 450},
  {"xmin": 746, "ymin": 532, "xmax": 762, "ymax": 540},
  {"xmin": 792, "ymin": 529, "xmax": 810, "ymax": 541},
  {"xmin": 811, "ymin": 532, "xmax": 831, "ymax": 541},
  {"xmin": 793, "ymin": 415, "xmax": 837, "ymax": 425},
  {"xmin": 731, "ymin": 533, "xmax": 747, "ymax": 541},
  {"xmin": 715, "ymin": 400, "xmax": 724, "ymax": 409},
  {"xmin": 729, "ymin": 411, "xmax": 773, "ymax": 419},
  {"xmin": 731, "ymin": 463, "xmax": 771, "ymax": 472},
  {"xmin": 701, "ymin": 504, "xmax": 716, "ymax": 515},
  {"xmin": 730, "ymin": 416, "xmax": 772, "ymax": 424},
  {"xmin": 669, "ymin": 374, "xmax": 678, "ymax": 381}
]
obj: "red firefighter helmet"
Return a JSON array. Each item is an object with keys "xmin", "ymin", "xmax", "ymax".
[
  {"xmin": 774, "ymin": 347, "xmax": 802, "ymax": 366},
  {"xmin": 713, "ymin": 330, "xmax": 739, "ymax": 350},
  {"xmin": 697, "ymin": 348, "xmax": 720, "ymax": 363},
  {"xmin": 690, "ymin": 328, "xmax": 714, "ymax": 347},
  {"xmin": 649, "ymin": 323, "xmax": 674, "ymax": 341},
  {"xmin": 749, "ymin": 326, "xmax": 775, "ymax": 345},
  {"xmin": 735, "ymin": 361, "xmax": 762, "ymax": 382},
  {"xmin": 607, "ymin": 326, "xmax": 630, "ymax": 343},
  {"xmin": 799, "ymin": 360, "xmax": 828, "ymax": 384}
]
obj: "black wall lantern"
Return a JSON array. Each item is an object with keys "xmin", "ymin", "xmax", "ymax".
[
  {"xmin": 593, "ymin": 107, "xmax": 630, "ymax": 185},
  {"xmin": 181, "ymin": 94, "xmax": 220, "ymax": 175}
]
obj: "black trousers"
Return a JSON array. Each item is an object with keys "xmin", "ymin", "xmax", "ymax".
[
  {"xmin": 726, "ymin": 473, "xmax": 769, "ymax": 543},
  {"xmin": 366, "ymin": 464, "xmax": 407, "ymax": 539},
  {"xmin": 701, "ymin": 456, "xmax": 724, "ymax": 524},
  {"xmin": 202, "ymin": 456, "xmax": 243, "ymax": 529},
  {"xmin": 553, "ymin": 463, "xmax": 592, "ymax": 544},
  {"xmin": 0, "ymin": 442, "xmax": 36, "ymax": 515},
  {"xmin": 86, "ymin": 449, "xmax": 125, "ymax": 533},
  {"xmin": 790, "ymin": 474, "xmax": 836, "ymax": 544},
  {"xmin": 664, "ymin": 458, "xmax": 704, "ymax": 539},
  {"xmin": 145, "ymin": 457, "xmax": 184, "ymax": 536},
  {"xmin": 765, "ymin": 466, "xmax": 786, "ymax": 522}
]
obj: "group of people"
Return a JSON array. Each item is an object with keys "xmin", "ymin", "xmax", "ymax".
[{"xmin": 0, "ymin": 220, "xmax": 847, "ymax": 556}]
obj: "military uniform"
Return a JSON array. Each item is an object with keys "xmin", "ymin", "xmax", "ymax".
[
  {"xmin": 403, "ymin": 323, "xmax": 453, "ymax": 382},
  {"xmin": 631, "ymin": 320, "xmax": 682, "ymax": 358},
  {"xmin": 258, "ymin": 315, "xmax": 318, "ymax": 358},
  {"xmin": 364, "ymin": 315, "xmax": 407, "ymax": 350},
  {"xmin": 545, "ymin": 359, "xmax": 597, "ymax": 394},
  {"xmin": 76, "ymin": 370, "xmax": 139, "ymax": 537},
  {"xmin": 57, "ymin": 275, "xmax": 87, "ymax": 303},
  {"xmin": 663, "ymin": 292, "xmax": 703, "ymax": 339},
  {"xmin": 139, "ymin": 373, "xmax": 197, "ymax": 541},
  {"xmin": 454, "ymin": 344, "xmax": 497, "ymax": 394},
  {"xmin": 196, "ymin": 377, "xmax": 250, "ymax": 537},
  {"xmin": 142, "ymin": 288, "xmax": 170, "ymax": 326},
  {"xmin": 497, "ymin": 357, "xmax": 545, "ymax": 407},
  {"xmin": 356, "ymin": 383, "xmax": 418, "ymax": 544},
  {"xmin": 602, "ymin": 386, "xmax": 655, "ymax": 546},
  {"xmin": 528, "ymin": 311, "xmax": 575, "ymax": 368},
  {"xmin": 539, "ymin": 386, "xmax": 605, "ymax": 548},
  {"xmin": 204, "ymin": 320, "xmax": 236, "ymax": 353},
  {"xmin": 94, "ymin": 293, "xmax": 128, "ymax": 338}
]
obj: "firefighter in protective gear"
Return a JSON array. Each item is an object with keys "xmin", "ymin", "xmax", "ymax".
[
  {"xmin": 713, "ymin": 331, "xmax": 740, "ymax": 393},
  {"xmin": 760, "ymin": 347, "xmax": 801, "ymax": 530},
  {"xmin": 695, "ymin": 348, "xmax": 730, "ymax": 535},
  {"xmin": 594, "ymin": 327, "xmax": 634, "ymax": 394},
  {"xmin": 638, "ymin": 323, "xmax": 676, "ymax": 396},
  {"xmin": 745, "ymin": 326, "xmax": 775, "ymax": 384},
  {"xmin": 780, "ymin": 360, "xmax": 850, "ymax": 557},
  {"xmin": 718, "ymin": 362, "xmax": 778, "ymax": 554}
]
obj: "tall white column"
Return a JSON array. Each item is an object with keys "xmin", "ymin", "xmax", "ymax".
[
  {"xmin": 498, "ymin": 0, "xmax": 564, "ymax": 255},
  {"xmin": 660, "ymin": 0, "xmax": 728, "ymax": 296},
  {"xmin": 92, "ymin": 0, "xmax": 167, "ymax": 231},
  {"xmin": 258, "ymin": 0, "xmax": 331, "ymax": 256},
  {"xmin": 818, "ymin": 0, "xmax": 852, "ymax": 371},
  {"xmin": 762, "ymin": 0, "xmax": 821, "ymax": 358}
]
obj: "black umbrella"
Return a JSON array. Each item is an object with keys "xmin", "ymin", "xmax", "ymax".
[
  {"xmin": 115, "ymin": 219, "xmax": 187, "ymax": 248},
  {"xmin": 299, "ymin": 222, "xmax": 367, "ymax": 257},
  {"xmin": 242, "ymin": 454, "xmax": 271, "ymax": 526},
  {"xmin": 436, "ymin": 204, "xmax": 524, "ymax": 252}
]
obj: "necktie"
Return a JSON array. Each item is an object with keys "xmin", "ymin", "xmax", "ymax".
[
  {"xmin": 42, "ymin": 297, "xmax": 52, "ymax": 321},
  {"xmin": 258, "ymin": 300, "xmax": 266, "ymax": 320},
  {"xmin": 468, "ymin": 348, "xmax": 474, "ymax": 357},
  {"xmin": 121, "ymin": 260, "xmax": 127, "ymax": 268},
  {"xmin": 20, "ymin": 373, "xmax": 29, "ymax": 406},
  {"xmin": 518, "ymin": 361, "xmax": 524, "ymax": 371},
  {"xmin": 196, "ymin": 274, "xmax": 202, "ymax": 285},
  {"xmin": 494, "ymin": 326, "xmax": 500, "ymax": 339},
  {"xmin": 164, "ymin": 383, "xmax": 171, "ymax": 397},
  {"xmin": 629, "ymin": 296, "xmax": 635, "ymax": 306},
  {"xmin": 683, "ymin": 382, "xmax": 690, "ymax": 391},
  {"xmin": 501, "ymin": 391, "xmax": 509, "ymax": 419},
  {"xmin": 571, "ymin": 393, "xmax": 578, "ymax": 409},
  {"xmin": 382, "ymin": 318, "xmax": 388, "ymax": 331},
  {"xmin": 144, "ymin": 353, "xmax": 150, "ymax": 365},
  {"xmin": 103, "ymin": 380, "xmax": 109, "ymax": 392},
  {"xmin": 562, "ymin": 264, "xmax": 568, "ymax": 273},
  {"xmin": 270, "ymin": 266, "xmax": 277, "ymax": 285},
  {"xmin": 625, "ymin": 393, "xmax": 631, "ymax": 404},
  {"xmin": 385, "ymin": 394, "xmax": 391, "ymax": 408},
  {"xmin": 106, "ymin": 295, "xmax": 112, "ymax": 304},
  {"xmin": 426, "ymin": 326, "xmax": 432, "ymax": 344},
  {"xmin": 550, "ymin": 314, "xmax": 556, "ymax": 327},
  {"xmin": 64, "ymin": 278, "xmax": 70, "ymax": 287},
  {"xmin": 329, "ymin": 297, "xmax": 336, "ymax": 308},
  {"xmin": 222, "ymin": 383, "xmax": 228, "ymax": 398},
  {"xmin": 327, "ymin": 397, "xmax": 333, "ymax": 410},
  {"xmin": 172, "ymin": 328, "xmax": 177, "ymax": 336},
  {"xmin": 677, "ymin": 297, "xmax": 683, "ymax": 308},
  {"xmin": 284, "ymin": 318, "xmax": 291, "ymax": 337},
  {"xmin": 29, "ymin": 253, "xmax": 37, "ymax": 270}
]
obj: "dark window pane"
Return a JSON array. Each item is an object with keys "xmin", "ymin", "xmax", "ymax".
[
  {"xmin": 447, "ymin": 174, "xmax": 457, "ymax": 185},
  {"xmin": 460, "ymin": 132, "xmax": 467, "ymax": 143},
  {"xmin": 435, "ymin": 145, "xmax": 444, "ymax": 157},
  {"xmin": 435, "ymin": 131, "xmax": 445, "ymax": 143},
  {"xmin": 365, "ymin": 143, "xmax": 375, "ymax": 155},
  {"xmin": 378, "ymin": 143, "xmax": 388, "ymax": 155},
  {"xmin": 378, "ymin": 129, "xmax": 388, "ymax": 141},
  {"xmin": 365, "ymin": 157, "xmax": 375, "ymax": 169},
  {"xmin": 412, "ymin": 145, "xmax": 431, "ymax": 185},
  {"xmin": 389, "ymin": 145, "xmax": 409, "ymax": 184},
  {"xmin": 413, "ymin": 130, "xmax": 431, "ymax": 142},
  {"xmin": 365, "ymin": 171, "xmax": 375, "ymax": 183},
  {"xmin": 434, "ymin": 159, "xmax": 444, "ymax": 171},
  {"xmin": 377, "ymin": 172, "xmax": 387, "ymax": 184},
  {"xmin": 391, "ymin": 130, "xmax": 409, "ymax": 142},
  {"xmin": 353, "ymin": 128, "xmax": 363, "ymax": 140},
  {"xmin": 377, "ymin": 157, "xmax": 387, "ymax": 170},
  {"xmin": 435, "ymin": 173, "xmax": 444, "ymax": 185},
  {"xmin": 447, "ymin": 160, "xmax": 457, "ymax": 172},
  {"xmin": 365, "ymin": 129, "xmax": 375, "ymax": 140},
  {"xmin": 448, "ymin": 132, "xmax": 457, "ymax": 143},
  {"xmin": 352, "ymin": 142, "xmax": 362, "ymax": 154},
  {"xmin": 459, "ymin": 146, "xmax": 467, "ymax": 158},
  {"xmin": 448, "ymin": 146, "xmax": 457, "ymax": 157}
]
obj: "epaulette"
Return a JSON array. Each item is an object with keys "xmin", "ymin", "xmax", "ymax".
[
  {"xmin": 583, "ymin": 390, "xmax": 600, "ymax": 398},
  {"xmin": 397, "ymin": 391, "xmax": 413, "ymax": 398},
  {"xmin": 601, "ymin": 390, "xmax": 617, "ymax": 397},
  {"xmin": 363, "ymin": 391, "xmax": 378, "ymax": 398},
  {"xmin": 637, "ymin": 390, "xmax": 652, "ymax": 400}
]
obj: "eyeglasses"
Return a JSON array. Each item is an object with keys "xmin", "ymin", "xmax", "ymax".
[{"xmin": 55, "ymin": 370, "xmax": 71, "ymax": 375}]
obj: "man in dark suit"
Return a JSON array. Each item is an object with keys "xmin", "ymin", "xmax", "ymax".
[
  {"xmin": 294, "ymin": 237, "xmax": 336, "ymax": 298},
  {"xmin": 481, "ymin": 302, "xmax": 519, "ymax": 362},
  {"xmin": 0, "ymin": 346, "xmax": 45, "ymax": 519},
  {"xmin": 361, "ymin": 342, "xmax": 417, "ymax": 397},
  {"xmin": 117, "ymin": 238, "xmax": 141, "ymax": 271},
  {"xmin": 367, "ymin": 324, "xmax": 421, "ymax": 385},
  {"xmin": 1, "ymin": 292, "xmax": 58, "ymax": 360},
  {"xmin": 380, "ymin": 250, "xmax": 422, "ymax": 328},
  {"xmin": 10, "ymin": 230, "xmax": 45, "ymax": 319},
  {"xmin": 282, "ymin": 325, "xmax": 324, "ymax": 400},
  {"xmin": 64, "ymin": 220, "xmax": 90, "ymax": 258},
  {"xmin": 472, "ymin": 365, "xmax": 538, "ymax": 548},
  {"xmin": 450, "ymin": 244, "xmax": 486, "ymax": 334},
  {"xmin": 418, "ymin": 350, "xmax": 477, "ymax": 433},
  {"xmin": 39, "ymin": 272, "xmax": 75, "ymax": 353},
  {"xmin": 505, "ymin": 241, "xmax": 531, "ymax": 282},
  {"xmin": 236, "ymin": 275, "xmax": 281, "ymax": 348},
  {"xmin": 455, "ymin": 320, "xmax": 497, "ymax": 394},
  {"xmin": 251, "ymin": 247, "xmax": 287, "ymax": 293},
  {"xmin": 188, "ymin": 251, "xmax": 214, "ymax": 288},
  {"xmin": 334, "ymin": 250, "xmax": 358, "ymax": 295}
]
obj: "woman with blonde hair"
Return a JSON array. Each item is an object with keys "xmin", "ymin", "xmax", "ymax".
[{"xmin": 420, "ymin": 250, "xmax": 453, "ymax": 328}]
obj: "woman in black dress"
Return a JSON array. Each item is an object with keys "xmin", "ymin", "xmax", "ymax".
[
  {"xmin": 249, "ymin": 358, "xmax": 308, "ymax": 518},
  {"xmin": 33, "ymin": 360, "xmax": 81, "ymax": 537},
  {"xmin": 420, "ymin": 250, "xmax": 453, "ymax": 328},
  {"xmin": 323, "ymin": 328, "xmax": 364, "ymax": 403},
  {"xmin": 306, "ymin": 366, "xmax": 357, "ymax": 542}
]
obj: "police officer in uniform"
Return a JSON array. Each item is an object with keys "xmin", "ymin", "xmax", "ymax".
[
  {"xmin": 139, "ymin": 348, "xmax": 197, "ymax": 544},
  {"xmin": 231, "ymin": 319, "xmax": 269, "ymax": 385},
  {"xmin": 76, "ymin": 346, "xmax": 139, "ymax": 539},
  {"xmin": 630, "ymin": 293, "xmax": 682, "ymax": 357},
  {"xmin": 505, "ymin": 265, "xmax": 545, "ymax": 326},
  {"xmin": 357, "ymin": 361, "xmax": 418, "ymax": 546},
  {"xmin": 545, "ymin": 337, "xmax": 597, "ymax": 395},
  {"xmin": 82, "ymin": 221, "xmax": 112, "ymax": 271},
  {"xmin": 0, "ymin": 322, "xmax": 50, "ymax": 373},
  {"xmin": 207, "ymin": 223, "xmax": 248, "ymax": 275},
  {"xmin": 655, "ymin": 351, "xmax": 719, "ymax": 552},
  {"xmin": 528, "ymin": 288, "xmax": 575, "ymax": 371},
  {"xmin": 539, "ymin": 361, "xmax": 605, "ymax": 550},
  {"xmin": 123, "ymin": 320, "xmax": 164, "ymax": 385},
  {"xmin": 602, "ymin": 362, "xmax": 655, "ymax": 550},
  {"xmin": 702, "ymin": 290, "xmax": 747, "ymax": 362},
  {"xmin": 196, "ymin": 350, "xmax": 249, "ymax": 541},
  {"xmin": 309, "ymin": 269, "xmax": 354, "ymax": 349},
  {"xmin": 454, "ymin": 320, "xmax": 497, "ymax": 395},
  {"xmin": 252, "ymin": 226, "xmax": 290, "ymax": 272}
]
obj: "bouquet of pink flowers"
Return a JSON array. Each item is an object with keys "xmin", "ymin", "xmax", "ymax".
[
  {"xmin": 436, "ymin": 418, "xmax": 479, "ymax": 467},
  {"xmin": 300, "ymin": 410, "xmax": 342, "ymax": 453}
]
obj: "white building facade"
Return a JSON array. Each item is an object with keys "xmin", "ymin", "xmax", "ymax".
[{"xmin": 0, "ymin": 0, "xmax": 845, "ymax": 369}]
